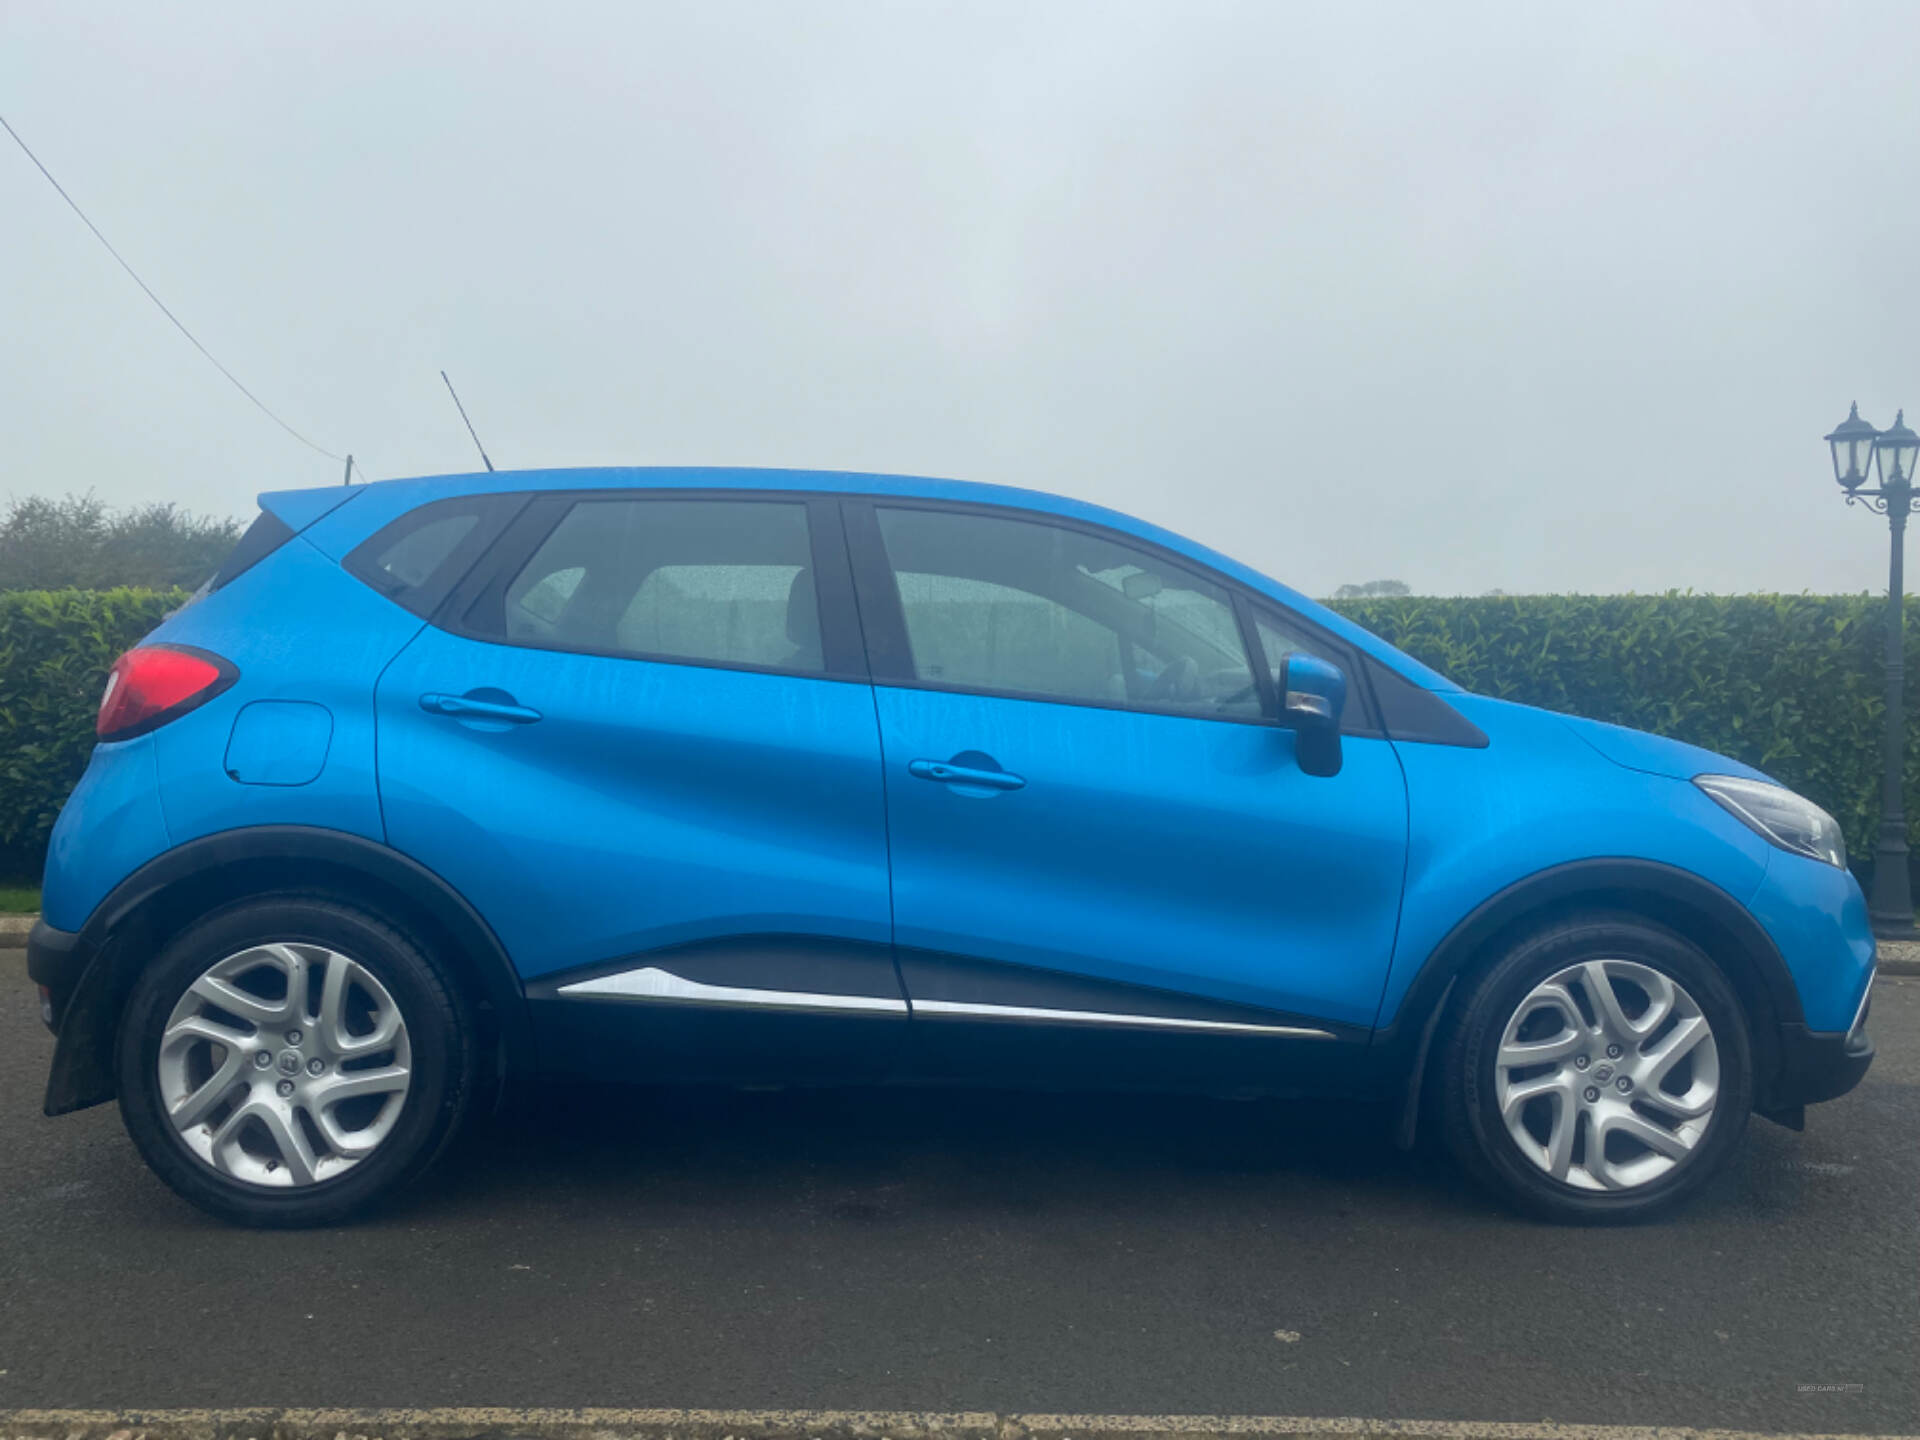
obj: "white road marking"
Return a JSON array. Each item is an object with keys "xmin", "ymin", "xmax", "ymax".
[
  {"xmin": 1773, "ymin": 1161, "xmax": 1855, "ymax": 1176},
  {"xmin": 0, "ymin": 1410, "xmax": 1911, "ymax": 1440}
]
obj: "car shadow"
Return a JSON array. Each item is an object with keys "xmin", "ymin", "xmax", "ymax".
[{"xmin": 404, "ymin": 1078, "xmax": 1491, "ymax": 1224}]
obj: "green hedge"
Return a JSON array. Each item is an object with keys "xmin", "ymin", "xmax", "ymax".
[
  {"xmin": 1328, "ymin": 593, "xmax": 1914, "ymax": 864},
  {"xmin": 0, "ymin": 587, "xmax": 181, "ymax": 876},
  {"xmin": 0, "ymin": 588, "xmax": 1914, "ymax": 884}
]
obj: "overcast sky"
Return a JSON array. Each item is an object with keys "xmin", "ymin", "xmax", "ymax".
[{"xmin": 5, "ymin": 1, "xmax": 1919, "ymax": 596}]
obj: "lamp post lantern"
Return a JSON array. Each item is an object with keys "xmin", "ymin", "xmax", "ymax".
[
  {"xmin": 1828, "ymin": 402, "xmax": 1920, "ymax": 936},
  {"xmin": 1827, "ymin": 402, "xmax": 1879, "ymax": 489}
]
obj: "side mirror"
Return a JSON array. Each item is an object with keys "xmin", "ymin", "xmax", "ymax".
[{"xmin": 1276, "ymin": 653, "xmax": 1346, "ymax": 778}]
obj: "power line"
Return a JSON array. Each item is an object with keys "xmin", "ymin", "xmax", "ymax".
[{"xmin": 1, "ymin": 112, "xmax": 357, "ymax": 468}]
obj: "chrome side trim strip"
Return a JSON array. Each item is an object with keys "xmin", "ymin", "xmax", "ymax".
[
  {"xmin": 556, "ymin": 966, "xmax": 908, "ymax": 1014},
  {"xmin": 909, "ymin": 998, "xmax": 1336, "ymax": 1038},
  {"xmin": 552, "ymin": 966, "xmax": 1332, "ymax": 1036}
]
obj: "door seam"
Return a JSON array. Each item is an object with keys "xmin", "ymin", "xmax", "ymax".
[
  {"xmin": 835, "ymin": 500, "xmax": 911, "ymax": 1011},
  {"xmin": 368, "ymin": 617, "xmax": 430, "ymax": 846}
]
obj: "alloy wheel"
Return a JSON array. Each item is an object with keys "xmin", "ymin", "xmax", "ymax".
[
  {"xmin": 1492, "ymin": 958, "xmax": 1719, "ymax": 1192},
  {"xmin": 157, "ymin": 942, "xmax": 413, "ymax": 1187}
]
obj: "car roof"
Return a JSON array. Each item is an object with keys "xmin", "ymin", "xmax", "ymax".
[{"xmin": 265, "ymin": 466, "xmax": 1458, "ymax": 692}]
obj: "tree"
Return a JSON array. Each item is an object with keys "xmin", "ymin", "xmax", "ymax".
[
  {"xmin": 0, "ymin": 493, "xmax": 241, "ymax": 591},
  {"xmin": 1331, "ymin": 579, "xmax": 1411, "ymax": 599}
]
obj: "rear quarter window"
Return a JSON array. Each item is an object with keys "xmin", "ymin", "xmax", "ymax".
[
  {"xmin": 368, "ymin": 512, "xmax": 479, "ymax": 589},
  {"xmin": 344, "ymin": 494, "xmax": 525, "ymax": 618}
]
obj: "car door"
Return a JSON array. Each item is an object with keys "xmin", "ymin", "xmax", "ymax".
[
  {"xmin": 374, "ymin": 490, "xmax": 905, "ymax": 1084},
  {"xmin": 843, "ymin": 498, "xmax": 1409, "ymax": 1092}
]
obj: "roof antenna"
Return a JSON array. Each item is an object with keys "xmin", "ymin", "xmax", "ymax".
[{"xmin": 441, "ymin": 370, "xmax": 496, "ymax": 472}]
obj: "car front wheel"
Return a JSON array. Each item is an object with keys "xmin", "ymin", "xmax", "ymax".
[
  {"xmin": 116, "ymin": 896, "xmax": 473, "ymax": 1227},
  {"xmin": 1438, "ymin": 912, "xmax": 1752, "ymax": 1223}
]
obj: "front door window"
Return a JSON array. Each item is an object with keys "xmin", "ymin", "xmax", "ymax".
[{"xmin": 873, "ymin": 506, "xmax": 1261, "ymax": 720}]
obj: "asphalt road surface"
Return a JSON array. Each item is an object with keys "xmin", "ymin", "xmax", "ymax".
[{"xmin": 3, "ymin": 951, "xmax": 1914, "ymax": 1433}]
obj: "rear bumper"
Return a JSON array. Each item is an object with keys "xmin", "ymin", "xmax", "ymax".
[
  {"xmin": 26, "ymin": 918, "xmax": 90, "ymax": 1033},
  {"xmin": 1769, "ymin": 970, "xmax": 1875, "ymax": 1109}
]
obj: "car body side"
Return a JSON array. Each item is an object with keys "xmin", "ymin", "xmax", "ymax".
[{"xmin": 30, "ymin": 467, "xmax": 1877, "ymax": 1124}]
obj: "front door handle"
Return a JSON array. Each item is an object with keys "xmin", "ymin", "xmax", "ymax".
[
  {"xmin": 908, "ymin": 758, "xmax": 1026, "ymax": 791},
  {"xmin": 420, "ymin": 692, "xmax": 543, "ymax": 725}
]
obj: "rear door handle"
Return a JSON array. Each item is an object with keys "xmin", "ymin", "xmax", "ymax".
[
  {"xmin": 419, "ymin": 693, "xmax": 543, "ymax": 724},
  {"xmin": 908, "ymin": 758, "xmax": 1026, "ymax": 791}
]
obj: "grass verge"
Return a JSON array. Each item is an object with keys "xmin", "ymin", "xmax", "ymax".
[{"xmin": 0, "ymin": 883, "xmax": 40, "ymax": 913}]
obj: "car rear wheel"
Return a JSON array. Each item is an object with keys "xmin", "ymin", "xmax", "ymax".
[
  {"xmin": 1437, "ymin": 913, "xmax": 1752, "ymax": 1223},
  {"xmin": 116, "ymin": 896, "xmax": 473, "ymax": 1227}
]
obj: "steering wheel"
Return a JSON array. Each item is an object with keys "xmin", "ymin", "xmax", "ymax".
[
  {"xmin": 1145, "ymin": 654, "xmax": 1201, "ymax": 702},
  {"xmin": 1213, "ymin": 671, "xmax": 1259, "ymax": 707}
]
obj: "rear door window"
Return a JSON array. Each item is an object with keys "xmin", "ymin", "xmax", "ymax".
[{"xmin": 491, "ymin": 498, "xmax": 827, "ymax": 674}]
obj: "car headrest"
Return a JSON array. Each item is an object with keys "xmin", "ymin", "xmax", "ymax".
[{"xmin": 786, "ymin": 567, "xmax": 822, "ymax": 661}]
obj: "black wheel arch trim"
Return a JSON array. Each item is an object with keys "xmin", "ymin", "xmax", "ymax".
[
  {"xmin": 1377, "ymin": 856, "xmax": 1806, "ymax": 1126},
  {"xmin": 39, "ymin": 824, "xmax": 530, "ymax": 1117}
]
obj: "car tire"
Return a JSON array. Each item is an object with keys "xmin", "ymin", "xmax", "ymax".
[
  {"xmin": 1437, "ymin": 911, "xmax": 1752, "ymax": 1224},
  {"xmin": 115, "ymin": 894, "xmax": 474, "ymax": 1227}
]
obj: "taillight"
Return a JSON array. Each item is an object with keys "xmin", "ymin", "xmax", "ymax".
[{"xmin": 96, "ymin": 645, "xmax": 237, "ymax": 742}]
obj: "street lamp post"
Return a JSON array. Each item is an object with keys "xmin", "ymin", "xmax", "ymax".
[{"xmin": 1828, "ymin": 402, "xmax": 1920, "ymax": 937}]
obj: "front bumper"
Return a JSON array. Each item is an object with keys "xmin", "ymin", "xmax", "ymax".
[{"xmin": 1768, "ymin": 969, "xmax": 1875, "ymax": 1110}]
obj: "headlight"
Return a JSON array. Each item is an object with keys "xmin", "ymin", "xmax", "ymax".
[{"xmin": 1695, "ymin": 774, "xmax": 1847, "ymax": 869}]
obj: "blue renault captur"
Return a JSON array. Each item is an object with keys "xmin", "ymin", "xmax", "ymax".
[{"xmin": 27, "ymin": 468, "xmax": 1875, "ymax": 1226}]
